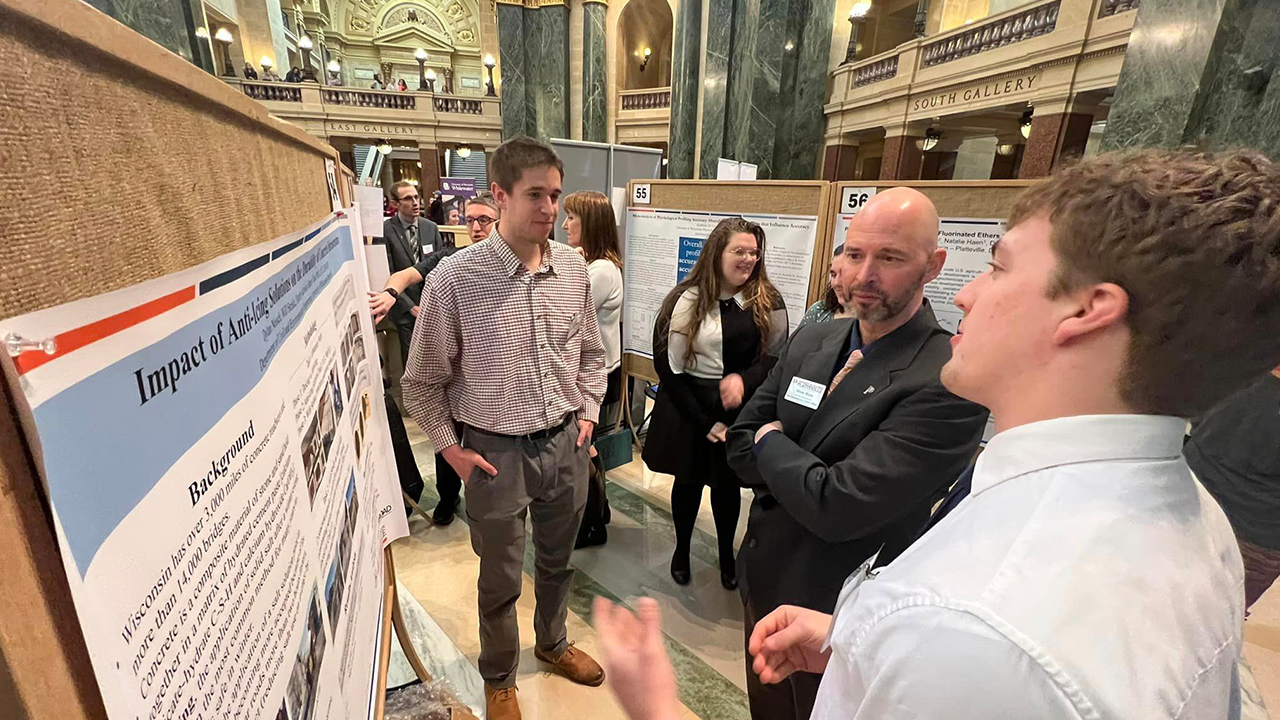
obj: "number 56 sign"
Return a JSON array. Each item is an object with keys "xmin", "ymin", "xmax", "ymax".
[{"xmin": 840, "ymin": 186, "xmax": 877, "ymax": 215}]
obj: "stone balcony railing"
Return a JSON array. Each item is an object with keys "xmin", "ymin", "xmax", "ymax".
[
  {"xmin": 921, "ymin": 0, "xmax": 1061, "ymax": 67},
  {"xmin": 223, "ymin": 79, "xmax": 502, "ymax": 144},
  {"xmin": 320, "ymin": 87, "xmax": 417, "ymax": 110},
  {"xmin": 1098, "ymin": 0, "xmax": 1140, "ymax": 18},
  {"xmin": 828, "ymin": 0, "xmax": 1139, "ymax": 115},
  {"xmin": 619, "ymin": 87, "xmax": 672, "ymax": 112}
]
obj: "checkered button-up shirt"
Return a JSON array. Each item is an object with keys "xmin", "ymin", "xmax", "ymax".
[{"xmin": 402, "ymin": 227, "xmax": 607, "ymax": 451}]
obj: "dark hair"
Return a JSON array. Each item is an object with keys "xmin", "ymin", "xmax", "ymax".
[
  {"xmin": 466, "ymin": 192, "xmax": 499, "ymax": 215},
  {"xmin": 564, "ymin": 191, "xmax": 621, "ymax": 267},
  {"xmin": 657, "ymin": 217, "xmax": 782, "ymax": 369},
  {"xmin": 489, "ymin": 136, "xmax": 565, "ymax": 193},
  {"xmin": 1009, "ymin": 148, "xmax": 1280, "ymax": 417},
  {"xmin": 823, "ymin": 243, "xmax": 845, "ymax": 313}
]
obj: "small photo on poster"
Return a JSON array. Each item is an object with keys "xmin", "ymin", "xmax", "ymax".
[
  {"xmin": 301, "ymin": 382, "xmax": 338, "ymax": 506},
  {"xmin": 285, "ymin": 586, "xmax": 328, "ymax": 720}
]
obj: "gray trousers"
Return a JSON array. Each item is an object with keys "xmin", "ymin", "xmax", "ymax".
[{"xmin": 461, "ymin": 419, "xmax": 589, "ymax": 688}]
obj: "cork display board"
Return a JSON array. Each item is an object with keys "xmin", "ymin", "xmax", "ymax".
[
  {"xmin": 0, "ymin": 1, "xmax": 356, "ymax": 718},
  {"xmin": 821, "ymin": 180, "xmax": 1034, "ymax": 261},
  {"xmin": 621, "ymin": 180, "xmax": 833, "ymax": 383}
]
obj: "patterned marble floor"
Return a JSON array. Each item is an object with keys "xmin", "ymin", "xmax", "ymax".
[{"xmin": 390, "ymin": 423, "xmax": 1278, "ymax": 720}]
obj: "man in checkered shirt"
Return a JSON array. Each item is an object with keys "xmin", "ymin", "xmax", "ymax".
[{"xmin": 402, "ymin": 136, "xmax": 608, "ymax": 720}]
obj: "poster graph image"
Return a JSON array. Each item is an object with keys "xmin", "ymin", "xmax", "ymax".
[
  {"xmin": 623, "ymin": 208, "xmax": 819, "ymax": 357},
  {"xmin": 0, "ymin": 212, "xmax": 408, "ymax": 720}
]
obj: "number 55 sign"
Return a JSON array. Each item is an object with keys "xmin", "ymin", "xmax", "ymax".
[{"xmin": 840, "ymin": 186, "xmax": 877, "ymax": 215}]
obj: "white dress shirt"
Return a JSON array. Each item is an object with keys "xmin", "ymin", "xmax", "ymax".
[
  {"xmin": 587, "ymin": 258, "xmax": 623, "ymax": 372},
  {"xmin": 812, "ymin": 414, "xmax": 1245, "ymax": 720}
]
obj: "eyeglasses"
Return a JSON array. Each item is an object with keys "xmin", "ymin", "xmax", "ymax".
[
  {"xmin": 727, "ymin": 248, "xmax": 760, "ymax": 260},
  {"xmin": 397, "ymin": 195, "xmax": 420, "ymax": 203},
  {"xmin": 465, "ymin": 216, "xmax": 496, "ymax": 227}
]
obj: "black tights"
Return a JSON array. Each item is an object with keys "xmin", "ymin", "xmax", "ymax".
[{"xmin": 671, "ymin": 482, "xmax": 741, "ymax": 574}]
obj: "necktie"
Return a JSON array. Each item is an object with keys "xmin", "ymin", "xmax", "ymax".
[
  {"xmin": 406, "ymin": 222, "xmax": 419, "ymax": 262},
  {"xmin": 828, "ymin": 349, "xmax": 864, "ymax": 395},
  {"xmin": 922, "ymin": 463, "xmax": 975, "ymax": 536}
]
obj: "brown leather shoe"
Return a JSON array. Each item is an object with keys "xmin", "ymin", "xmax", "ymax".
[
  {"xmin": 485, "ymin": 684, "xmax": 522, "ymax": 720},
  {"xmin": 534, "ymin": 642, "xmax": 606, "ymax": 686}
]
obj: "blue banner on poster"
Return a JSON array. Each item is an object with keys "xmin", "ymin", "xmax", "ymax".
[{"xmin": 677, "ymin": 236, "xmax": 704, "ymax": 282}]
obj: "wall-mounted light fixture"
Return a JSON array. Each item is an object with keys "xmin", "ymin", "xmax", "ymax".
[
  {"xmin": 214, "ymin": 27, "xmax": 235, "ymax": 77},
  {"xmin": 843, "ymin": 1, "xmax": 872, "ymax": 64},
  {"xmin": 996, "ymin": 143, "xmax": 1017, "ymax": 156},
  {"xmin": 484, "ymin": 54, "xmax": 497, "ymax": 97},
  {"xmin": 916, "ymin": 128, "xmax": 941, "ymax": 152},
  {"xmin": 1020, "ymin": 109, "xmax": 1034, "ymax": 139},
  {"xmin": 377, "ymin": 141, "xmax": 393, "ymax": 155},
  {"xmin": 415, "ymin": 48, "xmax": 429, "ymax": 90},
  {"xmin": 457, "ymin": 145, "xmax": 472, "ymax": 159},
  {"xmin": 639, "ymin": 47, "xmax": 652, "ymax": 72}
]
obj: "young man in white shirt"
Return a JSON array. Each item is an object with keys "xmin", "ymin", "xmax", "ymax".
[{"xmin": 593, "ymin": 148, "xmax": 1280, "ymax": 720}]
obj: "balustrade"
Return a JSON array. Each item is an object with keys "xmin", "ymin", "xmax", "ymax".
[{"xmin": 921, "ymin": 0, "xmax": 1060, "ymax": 67}]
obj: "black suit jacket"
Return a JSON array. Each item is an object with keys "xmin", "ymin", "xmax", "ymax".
[
  {"xmin": 383, "ymin": 215, "xmax": 444, "ymax": 323},
  {"xmin": 726, "ymin": 302, "xmax": 987, "ymax": 615}
]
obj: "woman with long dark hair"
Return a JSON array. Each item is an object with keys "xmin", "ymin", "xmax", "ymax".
[
  {"xmin": 564, "ymin": 191, "xmax": 623, "ymax": 548},
  {"xmin": 643, "ymin": 217, "xmax": 788, "ymax": 589}
]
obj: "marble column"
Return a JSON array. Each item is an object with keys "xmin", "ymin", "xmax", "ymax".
[
  {"xmin": 821, "ymin": 144, "xmax": 860, "ymax": 181},
  {"xmin": 538, "ymin": 0, "xmax": 571, "ymax": 140},
  {"xmin": 86, "ymin": 0, "xmax": 213, "ymax": 72},
  {"xmin": 1020, "ymin": 112, "xmax": 1093, "ymax": 178},
  {"xmin": 582, "ymin": 0, "xmax": 609, "ymax": 142},
  {"xmin": 716, "ymin": 0, "xmax": 836, "ymax": 178},
  {"xmin": 1103, "ymin": 0, "xmax": 1280, "ymax": 158},
  {"xmin": 771, "ymin": 0, "xmax": 838, "ymax": 178},
  {"xmin": 497, "ymin": 0, "xmax": 530, "ymax": 138},
  {"xmin": 698, "ymin": 0, "xmax": 735, "ymax": 179},
  {"xmin": 419, "ymin": 146, "xmax": 443, "ymax": 195},
  {"xmin": 880, "ymin": 132, "xmax": 923, "ymax": 180},
  {"xmin": 668, "ymin": 0, "xmax": 704, "ymax": 178}
]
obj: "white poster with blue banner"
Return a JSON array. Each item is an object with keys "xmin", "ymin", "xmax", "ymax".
[
  {"xmin": 622, "ymin": 208, "xmax": 819, "ymax": 358},
  {"xmin": 0, "ymin": 212, "xmax": 409, "ymax": 720}
]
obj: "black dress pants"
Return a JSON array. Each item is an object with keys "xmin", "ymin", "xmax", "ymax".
[{"xmin": 743, "ymin": 597, "xmax": 823, "ymax": 720}]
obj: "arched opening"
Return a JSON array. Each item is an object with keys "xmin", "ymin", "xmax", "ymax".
[{"xmin": 616, "ymin": 0, "xmax": 673, "ymax": 90}]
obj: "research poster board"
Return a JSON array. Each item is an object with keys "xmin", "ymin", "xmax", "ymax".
[
  {"xmin": 0, "ymin": 212, "xmax": 409, "ymax": 720},
  {"xmin": 926, "ymin": 218, "xmax": 1006, "ymax": 332},
  {"xmin": 623, "ymin": 207, "xmax": 819, "ymax": 357}
]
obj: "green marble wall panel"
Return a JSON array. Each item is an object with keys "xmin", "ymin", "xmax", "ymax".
[
  {"xmin": 524, "ymin": 7, "xmax": 545, "ymax": 136},
  {"xmin": 582, "ymin": 3, "xmax": 609, "ymax": 143},
  {"xmin": 537, "ymin": 4, "xmax": 570, "ymax": 140},
  {"xmin": 777, "ymin": 0, "xmax": 836, "ymax": 177},
  {"xmin": 498, "ymin": 4, "xmax": 530, "ymax": 139},
  {"xmin": 698, "ymin": 0, "xmax": 735, "ymax": 178},
  {"xmin": 1104, "ymin": 0, "xmax": 1280, "ymax": 157},
  {"xmin": 1182, "ymin": 1, "xmax": 1280, "ymax": 157},
  {"xmin": 668, "ymin": 0, "xmax": 704, "ymax": 178},
  {"xmin": 726, "ymin": 0, "xmax": 788, "ymax": 178},
  {"xmin": 85, "ymin": 0, "xmax": 213, "ymax": 72}
]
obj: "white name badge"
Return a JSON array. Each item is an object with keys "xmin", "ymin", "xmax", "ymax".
[
  {"xmin": 422, "ymin": 244, "xmax": 434, "ymax": 254},
  {"xmin": 784, "ymin": 376, "xmax": 826, "ymax": 410}
]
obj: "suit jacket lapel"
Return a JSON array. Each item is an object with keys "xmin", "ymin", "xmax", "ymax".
[
  {"xmin": 798, "ymin": 302, "xmax": 945, "ymax": 450},
  {"xmin": 390, "ymin": 218, "xmax": 414, "ymax": 261}
]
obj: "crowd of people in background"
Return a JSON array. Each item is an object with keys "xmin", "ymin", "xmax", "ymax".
[{"xmin": 362, "ymin": 136, "xmax": 1280, "ymax": 720}]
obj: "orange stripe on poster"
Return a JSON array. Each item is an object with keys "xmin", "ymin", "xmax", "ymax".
[{"xmin": 13, "ymin": 286, "xmax": 197, "ymax": 375}]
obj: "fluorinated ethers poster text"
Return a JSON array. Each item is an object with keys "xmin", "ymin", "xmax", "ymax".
[
  {"xmin": 2, "ymin": 213, "xmax": 409, "ymax": 720},
  {"xmin": 623, "ymin": 208, "xmax": 819, "ymax": 357}
]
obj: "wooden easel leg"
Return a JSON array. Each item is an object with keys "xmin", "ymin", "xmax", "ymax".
[
  {"xmin": 387, "ymin": 552, "xmax": 434, "ymax": 685},
  {"xmin": 402, "ymin": 490, "xmax": 435, "ymax": 526}
]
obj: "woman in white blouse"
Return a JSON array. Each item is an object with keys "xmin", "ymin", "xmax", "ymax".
[
  {"xmin": 642, "ymin": 218, "xmax": 788, "ymax": 590},
  {"xmin": 564, "ymin": 191, "xmax": 623, "ymax": 548}
]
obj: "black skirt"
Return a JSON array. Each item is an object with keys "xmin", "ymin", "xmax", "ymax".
[{"xmin": 644, "ymin": 375, "xmax": 742, "ymax": 490}]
